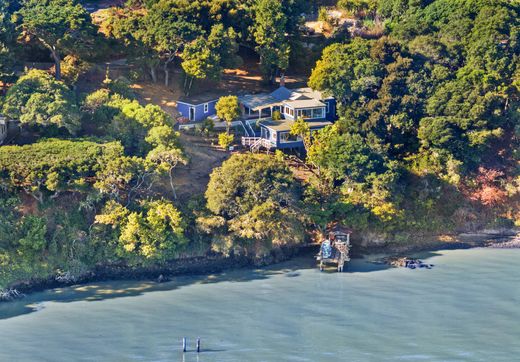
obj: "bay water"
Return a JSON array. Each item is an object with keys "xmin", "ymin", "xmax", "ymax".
[{"xmin": 1, "ymin": 248, "xmax": 519, "ymax": 361}]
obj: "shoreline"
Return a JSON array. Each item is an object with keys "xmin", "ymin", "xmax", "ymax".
[{"xmin": 2, "ymin": 230, "xmax": 518, "ymax": 302}]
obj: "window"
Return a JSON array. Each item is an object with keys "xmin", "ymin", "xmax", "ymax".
[
  {"xmin": 204, "ymin": 103, "xmax": 209, "ymax": 113},
  {"xmin": 279, "ymin": 132, "xmax": 301, "ymax": 143},
  {"xmin": 312, "ymin": 108, "xmax": 325, "ymax": 119},
  {"xmin": 298, "ymin": 109, "xmax": 313, "ymax": 119},
  {"xmin": 296, "ymin": 108, "xmax": 325, "ymax": 119},
  {"xmin": 326, "ymin": 102, "xmax": 330, "ymax": 114}
]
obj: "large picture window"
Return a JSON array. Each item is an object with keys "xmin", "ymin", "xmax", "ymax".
[
  {"xmin": 279, "ymin": 132, "xmax": 301, "ymax": 143},
  {"xmin": 296, "ymin": 107, "xmax": 325, "ymax": 119}
]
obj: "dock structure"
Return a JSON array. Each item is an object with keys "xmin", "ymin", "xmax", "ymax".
[{"xmin": 316, "ymin": 224, "xmax": 352, "ymax": 272}]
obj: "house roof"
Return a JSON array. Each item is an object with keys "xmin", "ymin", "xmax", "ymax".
[
  {"xmin": 284, "ymin": 98, "xmax": 326, "ymax": 109},
  {"xmin": 327, "ymin": 222, "xmax": 353, "ymax": 235},
  {"xmin": 260, "ymin": 119, "xmax": 332, "ymax": 132},
  {"xmin": 239, "ymin": 93, "xmax": 283, "ymax": 111},
  {"xmin": 178, "ymin": 92, "xmax": 224, "ymax": 105},
  {"xmin": 238, "ymin": 86, "xmax": 332, "ymax": 111},
  {"xmin": 270, "ymin": 86, "xmax": 294, "ymax": 101},
  {"xmin": 293, "ymin": 87, "xmax": 333, "ymax": 100}
]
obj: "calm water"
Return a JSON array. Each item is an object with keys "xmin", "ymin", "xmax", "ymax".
[{"xmin": 1, "ymin": 248, "xmax": 519, "ymax": 362}]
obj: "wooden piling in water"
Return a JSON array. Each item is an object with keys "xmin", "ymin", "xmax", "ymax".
[
  {"xmin": 182, "ymin": 337, "xmax": 187, "ymax": 352},
  {"xmin": 196, "ymin": 337, "xmax": 201, "ymax": 353}
]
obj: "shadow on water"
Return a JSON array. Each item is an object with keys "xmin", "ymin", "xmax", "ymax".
[{"xmin": 0, "ymin": 250, "xmax": 443, "ymax": 321}]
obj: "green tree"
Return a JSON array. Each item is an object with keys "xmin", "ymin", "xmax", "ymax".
[
  {"xmin": 0, "ymin": 139, "xmax": 124, "ymax": 203},
  {"xmin": 290, "ymin": 118, "xmax": 311, "ymax": 153},
  {"xmin": 338, "ymin": 0, "xmax": 377, "ymax": 18},
  {"xmin": 3, "ymin": 69, "xmax": 81, "ymax": 134},
  {"xmin": 94, "ymin": 156, "xmax": 155, "ymax": 203},
  {"xmin": 218, "ymin": 132, "xmax": 234, "ymax": 149},
  {"xmin": 215, "ymin": 95, "xmax": 240, "ymax": 133},
  {"xmin": 308, "ymin": 125, "xmax": 387, "ymax": 185},
  {"xmin": 143, "ymin": 0, "xmax": 203, "ymax": 86},
  {"xmin": 202, "ymin": 153, "xmax": 304, "ymax": 255},
  {"xmin": 253, "ymin": 0, "xmax": 290, "ymax": 84},
  {"xmin": 0, "ymin": 0, "xmax": 17, "ymax": 89},
  {"xmin": 95, "ymin": 199, "xmax": 186, "ymax": 261},
  {"xmin": 181, "ymin": 24, "xmax": 239, "ymax": 93},
  {"xmin": 17, "ymin": 0, "xmax": 98, "ymax": 80},
  {"xmin": 147, "ymin": 145, "xmax": 187, "ymax": 199},
  {"xmin": 309, "ymin": 39, "xmax": 382, "ymax": 103}
]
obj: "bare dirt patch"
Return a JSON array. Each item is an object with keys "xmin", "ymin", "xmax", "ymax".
[
  {"xmin": 169, "ymin": 134, "xmax": 230, "ymax": 201},
  {"xmin": 132, "ymin": 82, "xmax": 180, "ymax": 118}
]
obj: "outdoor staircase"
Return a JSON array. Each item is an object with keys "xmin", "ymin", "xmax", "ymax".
[{"xmin": 241, "ymin": 137, "xmax": 275, "ymax": 153}]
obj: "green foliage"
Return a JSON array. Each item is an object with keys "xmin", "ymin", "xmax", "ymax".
[
  {"xmin": 310, "ymin": 0, "xmax": 519, "ymax": 181},
  {"xmin": 0, "ymin": 138, "xmax": 124, "ymax": 203},
  {"xmin": 202, "ymin": 153, "xmax": 304, "ymax": 255},
  {"xmin": 309, "ymin": 39, "xmax": 382, "ymax": 103},
  {"xmin": 272, "ymin": 110, "xmax": 282, "ymax": 121},
  {"xmin": 16, "ymin": 0, "xmax": 99, "ymax": 80},
  {"xmin": 290, "ymin": 117, "xmax": 311, "ymax": 151},
  {"xmin": 338, "ymin": 0, "xmax": 377, "ymax": 17},
  {"xmin": 142, "ymin": 0, "xmax": 203, "ymax": 85},
  {"xmin": 215, "ymin": 95, "xmax": 240, "ymax": 132},
  {"xmin": 218, "ymin": 132, "xmax": 234, "ymax": 149},
  {"xmin": 318, "ymin": 7, "xmax": 330, "ymax": 23},
  {"xmin": 82, "ymin": 92, "xmax": 179, "ymax": 156},
  {"xmin": 308, "ymin": 125, "xmax": 387, "ymax": 184},
  {"xmin": 253, "ymin": 0, "xmax": 290, "ymax": 83},
  {"xmin": 93, "ymin": 155, "xmax": 154, "ymax": 202},
  {"xmin": 182, "ymin": 24, "xmax": 240, "ymax": 91},
  {"xmin": 0, "ymin": 0, "xmax": 17, "ymax": 85},
  {"xmin": 3, "ymin": 69, "xmax": 81, "ymax": 134},
  {"xmin": 95, "ymin": 199, "xmax": 186, "ymax": 261}
]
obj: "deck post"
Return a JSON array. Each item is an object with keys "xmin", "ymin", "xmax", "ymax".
[
  {"xmin": 197, "ymin": 337, "xmax": 201, "ymax": 353},
  {"xmin": 182, "ymin": 337, "xmax": 187, "ymax": 352}
]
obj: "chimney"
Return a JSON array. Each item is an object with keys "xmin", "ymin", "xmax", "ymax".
[{"xmin": 279, "ymin": 74, "xmax": 286, "ymax": 88}]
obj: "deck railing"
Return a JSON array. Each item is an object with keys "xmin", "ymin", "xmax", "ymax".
[{"xmin": 241, "ymin": 137, "xmax": 275, "ymax": 152}]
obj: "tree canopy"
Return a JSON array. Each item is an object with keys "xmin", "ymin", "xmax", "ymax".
[
  {"xmin": 253, "ymin": 0, "xmax": 290, "ymax": 83},
  {"xmin": 16, "ymin": 0, "xmax": 99, "ymax": 80},
  {"xmin": 3, "ymin": 69, "xmax": 81, "ymax": 133},
  {"xmin": 201, "ymin": 153, "xmax": 305, "ymax": 255}
]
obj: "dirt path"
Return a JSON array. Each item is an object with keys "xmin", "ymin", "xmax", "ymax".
[{"xmin": 172, "ymin": 135, "xmax": 230, "ymax": 200}]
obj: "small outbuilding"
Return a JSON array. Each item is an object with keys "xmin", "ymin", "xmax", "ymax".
[{"xmin": 177, "ymin": 92, "xmax": 222, "ymax": 123}]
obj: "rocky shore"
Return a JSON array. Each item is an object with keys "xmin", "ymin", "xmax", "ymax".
[
  {"xmin": 1, "ymin": 245, "xmax": 306, "ymax": 302},
  {"xmin": 0, "ymin": 289, "xmax": 24, "ymax": 302},
  {"xmin": 486, "ymin": 236, "xmax": 520, "ymax": 249},
  {"xmin": 1, "ymin": 229, "xmax": 518, "ymax": 302},
  {"xmin": 355, "ymin": 228, "xmax": 520, "ymax": 256}
]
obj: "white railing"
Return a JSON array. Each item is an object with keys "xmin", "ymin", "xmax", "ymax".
[
  {"xmin": 241, "ymin": 137, "xmax": 275, "ymax": 151},
  {"xmin": 241, "ymin": 137, "xmax": 261, "ymax": 147},
  {"xmin": 245, "ymin": 118, "xmax": 272, "ymax": 137},
  {"xmin": 179, "ymin": 120, "xmax": 247, "ymax": 135}
]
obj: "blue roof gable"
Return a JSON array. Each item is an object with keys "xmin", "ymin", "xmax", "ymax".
[{"xmin": 270, "ymin": 86, "xmax": 293, "ymax": 101}]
